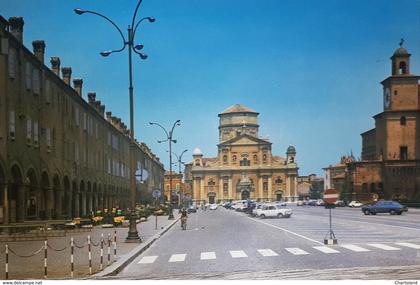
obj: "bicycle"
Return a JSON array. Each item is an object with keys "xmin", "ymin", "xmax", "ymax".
[{"xmin": 181, "ymin": 216, "xmax": 187, "ymax": 230}]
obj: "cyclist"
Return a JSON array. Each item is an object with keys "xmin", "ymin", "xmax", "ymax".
[{"xmin": 180, "ymin": 208, "xmax": 188, "ymax": 230}]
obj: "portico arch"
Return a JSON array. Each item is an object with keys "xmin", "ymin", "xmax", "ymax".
[
  {"xmin": 26, "ymin": 168, "xmax": 38, "ymax": 220},
  {"xmin": 40, "ymin": 171, "xmax": 51, "ymax": 219},
  {"xmin": 80, "ymin": 180, "xmax": 86, "ymax": 216},
  {"xmin": 53, "ymin": 175, "xmax": 62, "ymax": 219},
  {"xmin": 0, "ymin": 163, "xmax": 5, "ymax": 224},
  {"xmin": 63, "ymin": 177, "xmax": 72, "ymax": 219},
  {"xmin": 10, "ymin": 164, "xmax": 24, "ymax": 222}
]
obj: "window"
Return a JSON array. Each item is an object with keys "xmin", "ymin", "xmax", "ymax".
[
  {"xmin": 400, "ymin": 146, "xmax": 408, "ymax": 160},
  {"xmin": 195, "ymin": 159, "xmax": 200, "ymax": 166},
  {"xmin": 46, "ymin": 128, "xmax": 51, "ymax": 152},
  {"xmin": 223, "ymin": 183, "xmax": 228, "ymax": 193},
  {"xmin": 208, "ymin": 180, "xmax": 215, "ymax": 186},
  {"xmin": 240, "ymin": 158, "xmax": 250, "ymax": 166},
  {"xmin": 362, "ymin": 183, "xmax": 368, "ymax": 193},
  {"xmin": 26, "ymin": 118, "xmax": 32, "ymax": 145},
  {"xmin": 33, "ymin": 69, "xmax": 40, "ymax": 95},
  {"xmin": 253, "ymin": 154, "xmax": 258, "ymax": 163},
  {"xmin": 75, "ymin": 108, "xmax": 80, "ymax": 126},
  {"xmin": 25, "ymin": 61, "xmax": 32, "ymax": 90},
  {"xmin": 399, "ymin": 61, "xmax": 407, "ymax": 75},
  {"xmin": 33, "ymin": 121, "xmax": 39, "ymax": 147},
  {"xmin": 262, "ymin": 154, "xmax": 267, "ymax": 163},
  {"xmin": 370, "ymin": 183, "xmax": 376, "ymax": 193},
  {"xmin": 223, "ymin": 155, "xmax": 227, "ymax": 164},
  {"xmin": 8, "ymin": 48, "xmax": 16, "ymax": 79},
  {"xmin": 275, "ymin": 178, "xmax": 282, "ymax": 184},
  {"xmin": 45, "ymin": 80, "xmax": 51, "ymax": 104},
  {"xmin": 9, "ymin": 111, "xmax": 15, "ymax": 139},
  {"xmin": 83, "ymin": 113, "xmax": 87, "ymax": 131},
  {"xmin": 75, "ymin": 143, "xmax": 79, "ymax": 163},
  {"xmin": 232, "ymin": 155, "xmax": 237, "ymax": 163},
  {"xmin": 400, "ymin": 116, "xmax": 406, "ymax": 126},
  {"xmin": 263, "ymin": 176, "xmax": 268, "ymax": 191}
]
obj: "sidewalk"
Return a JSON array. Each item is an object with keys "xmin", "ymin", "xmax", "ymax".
[{"xmin": 0, "ymin": 213, "xmax": 180, "ymax": 280}]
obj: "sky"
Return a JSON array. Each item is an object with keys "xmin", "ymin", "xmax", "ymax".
[{"xmin": 2, "ymin": 0, "xmax": 420, "ymax": 176}]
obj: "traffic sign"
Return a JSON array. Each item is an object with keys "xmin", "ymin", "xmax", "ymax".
[
  {"xmin": 152, "ymin": 189, "xmax": 161, "ymax": 199},
  {"xmin": 323, "ymin": 189, "xmax": 339, "ymax": 204}
]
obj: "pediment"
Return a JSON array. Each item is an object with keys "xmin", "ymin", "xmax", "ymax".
[{"xmin": 219, "ymin": 134, "xmax": 271, "ymax": 147}]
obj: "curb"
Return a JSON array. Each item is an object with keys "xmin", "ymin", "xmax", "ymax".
[{"xmin": 91, "ymin": 216, "xmax": 180, "ymax": 278}]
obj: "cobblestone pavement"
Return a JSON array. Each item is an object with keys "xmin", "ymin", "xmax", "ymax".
[{"xmin": 0, "ymin": 214, "xmax": 178, "ymax": 280}]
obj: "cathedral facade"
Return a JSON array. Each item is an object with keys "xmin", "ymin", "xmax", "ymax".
[{"xmin": 184, "ymin": 105, "xmax": 299, "ymax": 204}]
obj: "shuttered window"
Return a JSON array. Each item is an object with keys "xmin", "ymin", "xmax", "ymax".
[{"xmin": 8, "ymin": 48, "xmax": 16, "ymax": 79}]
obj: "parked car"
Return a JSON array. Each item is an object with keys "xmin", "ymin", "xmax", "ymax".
[
  {"xmin": 316, "ymin": 199, "xmax": 325, "ymax": 206},
  {"xmin": 362, "ymin": 200, "xmax": 408, "ymax": 215},
  {"xmin": 297, "ymin": 200, "xmax": 304, "ymax": 206},
  {"xmin": 187, "ymin": 205, "xmax": 197, "ymax": 213},
  {"xmin": 275, "ymin": 201, "xmax": 287, "ymax": 206},
  {"xmin": 251, "ymin": 203, "xmax": 263, "ymax": 216},
  {"xmin": 307, "ymin": 199, "xmax": 317, "ymax": 206},
  {"xmin": 256, "ymin": 204, "xmax": 292, "ymax": 218},
  {"xmin": 348, "ymin": 201, "xmax": 363, "ymax": 207},
  {"xmin": 209, "ymin": 204, "xmax": 218, "ymax": 210},
  {"xmin": 334, "ymin": 200, "xmax": 345, "ymax": 207}
]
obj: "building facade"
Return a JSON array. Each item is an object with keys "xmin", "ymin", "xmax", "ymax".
[
  {"xmin": 0, "ymin": 16, "xmax": 164, "ymax": 224},
  {"xmin": 324, "ymin": 44, "xmax": 420, "ymax": 203},
  {"xmin": 185, "ymin": 104, "xmax": 299, "ymax": 204},
  {"xmin": 297, "ymin": 174, "xmax": 324, "ymax": 199},
  {"xmin": 163, "ymin": 171, "xmax": 192, "ymax": 205}
]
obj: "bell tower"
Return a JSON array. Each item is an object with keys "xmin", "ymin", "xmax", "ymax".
[
  {"xmin": 391, "ymin": 39, "xmax": 410, "ymax": 76},
  {"xmin": 381, "ymin": 40, "xmax": 420, "ymax": 112}
]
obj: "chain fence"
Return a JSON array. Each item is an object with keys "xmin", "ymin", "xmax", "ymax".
[{"xmin": 4, "ymin": 230, "xmax": 118, "ymax": 279}]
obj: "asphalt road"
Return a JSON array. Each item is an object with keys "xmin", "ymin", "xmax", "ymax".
[{"xmin": 116, "ymin": 205, "xmax": 420, "ymax": 279}]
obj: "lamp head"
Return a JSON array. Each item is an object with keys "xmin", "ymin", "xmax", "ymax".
[
  {"xmin": 148, "ymin": 17, "xmax": 156, "ymax": 23},
  {"xmin": 173, "ymin": 139, "xmax": 177, "ymax": 144},
  {"xmin": 134, "ymin": 44, "xmax": 144, "ymax": 51},
  {"xmin": 100, "ymin": 51, "xmax": 112, "ymax": 57},
  {"xmin": 149, "ymin": 122, "xmax": 153, "ymax": 125},
  {"xmin": 140, "ymin": 53, "xmax": 148, "ymax": 60},
  {"xmin": 74, "ymin": 8, "xmax": 86, "ymax": 15}
]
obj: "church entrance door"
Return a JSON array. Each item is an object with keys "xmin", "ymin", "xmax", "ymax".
[{"xmin": 241, "ymin": 190, "xmax": 250, "ymax": 200}]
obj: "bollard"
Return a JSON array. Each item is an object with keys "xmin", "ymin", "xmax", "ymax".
[
  {"xmin": 107, "ymin": 234, "xmax": 111, "ymax": 266},
  {"xmin": 100, "ymin": 233, "xmax": 104, "ymax": 270},
  {"xmin": 70, "ymin": 237, "xmax": 74, "ymax": 278},
  {"xmin": 44, "ymin": 240, "xmax": 47, "ymax": 279},
  {"xmin": 113, "ymin": 230, "xmax": 117, "ymax": 258},
  {"xmin": 5, "ymin": 244, "xmax": 8, "ymax": 280},
  {"xmin": 88, "ymin": 235, "xmax": 92, "ymax": 275}
]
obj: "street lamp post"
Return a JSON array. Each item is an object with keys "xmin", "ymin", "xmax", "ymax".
[
  {"xmin": 74, "ymin": 1, "xmax": 155, "ymax": 242},
  {"xmin": 149, "ymin": 120, "xmax": 181, "ymax": 220},
  {"xmin": 169, "ymin": 149, "xmax": 188, "ymax": 206}
]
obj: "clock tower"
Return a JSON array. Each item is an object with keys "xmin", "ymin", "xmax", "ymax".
[
  {"xmin": 372, "ymin": 41, "xmax": 420, "ymax": 161},
  {"xmin": 381, "ymin": 40, "xmax": 420, "ymax": 112}
]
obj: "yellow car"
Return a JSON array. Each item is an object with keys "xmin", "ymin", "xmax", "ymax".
[
  {"xmin": 113, "ymin": 216, "xmax": 126, "ymax": 225},
  {"xmin": 92, "ymin": 216, "xmax": 103, "ymax": 224},
  {"xmin": 154, "ymin": 209, "xmax": 164, "ymax": 216}
]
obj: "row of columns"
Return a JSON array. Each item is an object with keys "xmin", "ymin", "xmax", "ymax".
[
  {"xmin": 0, "ymin": 183, "xmax": 128, "ymax": 224},
  {"xmin": 192, "ymin": 174, "xmax": 298, "ymax": 202}
]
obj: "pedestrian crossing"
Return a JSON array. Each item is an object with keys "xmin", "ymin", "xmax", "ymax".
[{"xmin": 136, "ymin": 241, "xmax": 420, "ymax": 265}]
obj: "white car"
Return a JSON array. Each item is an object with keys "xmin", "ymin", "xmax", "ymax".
[
  {"xmin": 297, "ymin": 200, "xmax": 304, "ymax": 206},
  {"xmin": 256, "ymin": 204, "xmax": 292, "ymax": 218},
  {"xmin": 209, "ymin": 204, "xmax": 218, "ymax": 210},
  {"xmin": 348, "ymin": 201, "xmax": 363, "ymax": 207}
]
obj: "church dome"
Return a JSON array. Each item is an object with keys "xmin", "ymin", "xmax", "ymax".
[
  {"xmin": 220, "ymin": 104, "xmax": 258, "ymax": 115},
  {"xmin": 193, "ymin": 147, "xmax": 203, "ymax": 156},
  {"xmin": 287, "ymin": 145, "xmax": 296, "ymax": 154},
  {"xmin": 393, "ymin": 46, "xmax": 409, "ymax": 56}
]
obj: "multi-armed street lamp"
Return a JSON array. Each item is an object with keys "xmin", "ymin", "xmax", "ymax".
[
  {"xmin": 169, "ymin": 149, "xmax": 188, "ymax": 206},
  {"xmin": 74, "ymin": 1, "xmax": 155, "ymax": 242},
  {"xmin": 149, "ymin": 120, "xmax": 181, "ymax": 220}
]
